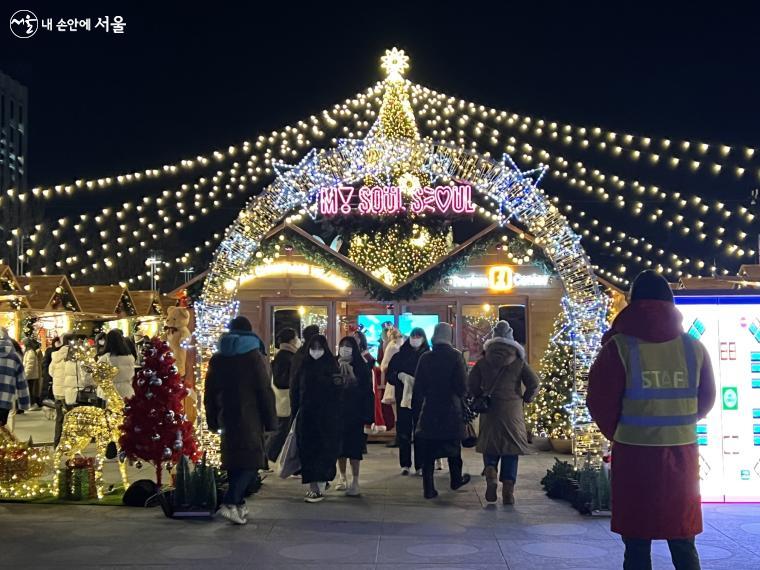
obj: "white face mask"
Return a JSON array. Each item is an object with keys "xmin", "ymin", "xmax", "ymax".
[
  {"xmin": 309, "ymin": 348, "xmax": 324, "ymax": 360},
  {"xmin": 98, "ymin": 339, "xmax": 106, "ymax": 346},
  {"xmin": 410, "ymin": 337, "xmax": 424, "ymax": 348},
  {"xmin": 338, "ymin": 346, "xmax": 352, "ymax": 359}
]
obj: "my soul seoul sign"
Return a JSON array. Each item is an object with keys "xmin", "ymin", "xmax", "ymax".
[{"xmin": 318, "ymin": 184, "xmax": 476, "ymax": 216}]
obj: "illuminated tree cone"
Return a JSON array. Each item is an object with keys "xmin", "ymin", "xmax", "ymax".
[
  {"xmin": 348, "ymin": 224, "xmax": 452, "ymax": 287},
  {"xmin": 119, "ymin": 338, "xmax": 200, "ymax": 487},
  {"xmin": 526, "ymin": 312, "xmax": 575, "ymax": 440}
]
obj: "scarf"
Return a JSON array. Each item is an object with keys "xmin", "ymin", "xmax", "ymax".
[{"xmin": 337, "ymin": 355, "xmax": 356, "ymax": 386}]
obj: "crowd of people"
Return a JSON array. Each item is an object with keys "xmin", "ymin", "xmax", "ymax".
[
  {"xmin": 0, "ymin": 327, "xmax": 138, "ymax": 443},
  {"xmin": 203, "ymin": 315, "xmax": 540, "ymax": 524},
  {"xmin": 0, "ymin": 269, "xmax": 716, "ymax": 569}
]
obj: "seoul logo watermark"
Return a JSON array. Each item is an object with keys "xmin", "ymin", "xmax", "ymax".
[{"xmin": 9, "ymin": 10, "xmax": 38, "ymax": 38}]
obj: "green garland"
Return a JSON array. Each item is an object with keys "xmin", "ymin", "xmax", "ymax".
[{"xmin": 249, "ymin": 228, "xmax": 547, "ymax": 301}]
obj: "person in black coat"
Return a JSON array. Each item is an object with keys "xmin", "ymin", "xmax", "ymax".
[
  {"xmin": 413, "ymin": 322, "xmax": 471, "ymax": 499},
  {"xmin": 41, "ymin": 338, "xmax": 60, "ymax": 405},
  {"xmin": 288, "ymin": 324, "xmax": 320, "ymax": 389},
  {"xmin": 334, "ymin": 336, "xmax": 374, "ymax": 497},
  {"xmin": 265, "ymin": 327, "xmax": 300, "ymax": 463},
  {"xmin": 387, "ymin": 327, "xmax": 429, "ymax": 475},
  {"xmin": 291, "ymin": 334, "xmax": 341, "ymax": 503},
  {"xmin": 204, "ymin": 316, "xmax": 277, "ymax": 525}
]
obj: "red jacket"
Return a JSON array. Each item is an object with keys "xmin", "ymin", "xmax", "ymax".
[{"xmin": 588, "ymin": 300, "xmax": 716, "ymax": 539}]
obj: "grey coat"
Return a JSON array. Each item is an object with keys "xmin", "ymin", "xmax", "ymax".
[{"xmin": 467, "ymin": 341, "xmax": 539, "ymax": 456}]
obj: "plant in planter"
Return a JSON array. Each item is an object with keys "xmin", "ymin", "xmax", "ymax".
[
  {"xmin": 540, "ymin": 458, "xmax": 579, "ymax": 501},
  {"xmin": 526, "ymin": 311, "xmax": 575, "ymax": 450},
  {"xmin": 160, "ymin": 453, "xmax": 218, "ymax": 518}
]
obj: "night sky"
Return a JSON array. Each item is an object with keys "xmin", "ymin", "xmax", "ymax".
[{"xmin": 2, "ymin": 2, "xmax": 760, "ymax": 288}]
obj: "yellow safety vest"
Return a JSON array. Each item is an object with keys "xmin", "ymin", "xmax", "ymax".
[{"xmin": 612, "ymin": 334, "xmax": 702, "ymax": 446}]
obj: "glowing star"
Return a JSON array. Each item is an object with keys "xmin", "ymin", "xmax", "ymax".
[
  {"xmin": 381, "ymin": 47, "xmax": 409, "ymax": 82},
  {"xmin": 398, "ymin": 172, "xmax": 421, "ymax": 195}
]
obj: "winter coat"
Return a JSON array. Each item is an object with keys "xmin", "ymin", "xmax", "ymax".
[
  {"xmin": 413, "ymin": 343, "xmax": 467, "ymax": 443},
  {"xmin": 49, "ymin": 346, "xmax": 94, "ymax": 406},
  {"xmin": 23, "ymin": 349, "xmax": 42, "ymax": 380},
  {"xmin": 588, "ymin": 300, "xmax": 716, "ymax": 540},
  {"xmin": 380, "ymin": 338, "xmax": 403, "ymax": 387},
  {"xmin": 204, "ymin": 331, "xmax": 277, "ymax": 472},
  {"xmin": 0, "ymin": 337, "xmax": 29, "ymax": 414},
  {"xmin": 271, "ymin": 342, "xmax": 297, "ymax": 418},
  {"xmin": 338, "ymin": 357, "xmax": 374, "ymax": 460},
  {"xmin": 467, "ymin": 341, "xmax": 539, "ymax": 456},
  {"xmin": 98, "ymin": 353, "xmax": 136, "ymax": 400},
  {"xmin": 41, "ymin": 347, "xmax": 55, "ymax": 387},
  {"xmin": 291, "ymin": 352, "xmax": 342, "ymax": 483},
  {"xmin": 386, "ymin": 340, "xmax": 429, "ymax": 405}
]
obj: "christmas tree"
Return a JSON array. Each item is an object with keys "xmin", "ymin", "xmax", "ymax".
[
  {"xmin": 119, "ymin": 338, "xmax": 200, "ymax": 486},
  {"xmin": 526, "ymin": 311, "xmax": 575, "ymax": 440}
]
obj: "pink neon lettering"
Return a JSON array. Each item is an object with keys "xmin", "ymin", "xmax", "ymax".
[
  {"xmin": 452, "ymin": 185, "xmax": 475, "ymax": 213},
  {"xmin": 358, "ymin": 186, "xmax": 372, "ymax": 214},
  {"xmin": 338, "ymin": 185, "xmax": 354, "ymax": 214},
  {"xmin": 435, "ymin": 186, "xmax": 453, "ymax": 212},
  {"xmin": 319, "ymin": 187, "xmax": 338, "ymax": 215}
]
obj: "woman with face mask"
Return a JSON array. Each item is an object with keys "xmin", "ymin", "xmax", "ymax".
[
  {"xmin": 290, "ymin": 334, "xmax": 341, "ymax": 503},
  {"xmin": 386, "ymin": 327, "xmax": 430, "ymax": 475},
  {"xmin": 94, "ymin": 332, "xmax": 108, "ymax": 357},
  {"xmin": 334, "ymin": 336, "xmax": 374, "ymax": 496}
]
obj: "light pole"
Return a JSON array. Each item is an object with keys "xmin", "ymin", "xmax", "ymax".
[
  {"xmin": 145, "ymin": 251, "xmax": 163, "ymax": 291},
  {"xmin": 181, "ymin": 267, "xmax": 195, "ymax": 283}
]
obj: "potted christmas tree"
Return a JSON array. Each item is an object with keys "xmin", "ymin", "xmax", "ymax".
[
  {"xmin": 162, "ymin": 453, "xmax": 218, "ymax": 518},
  {"xmin": 119, "ymin": 338, "xmax": 200, "ymax": 487},
  {"xmin": 526, "ymin": 311, "xmax": 575, "ymax": 453}
]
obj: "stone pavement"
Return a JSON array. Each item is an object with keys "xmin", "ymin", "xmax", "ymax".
[{"xmin": 3, "ymin": 438, "xmax": 760, "ymax": 569}]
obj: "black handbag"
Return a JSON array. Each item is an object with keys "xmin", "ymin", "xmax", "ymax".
[
  {"xmin": 73, "ymin": 354, "xmax": 106, "ymax": 409},
  {"xmin": 462, "ymin": 421, "xmax": 478, "ymax": 448},
  {"xmin": 469, "ymin": 378, "xmax": 499, "ymax": 415}
]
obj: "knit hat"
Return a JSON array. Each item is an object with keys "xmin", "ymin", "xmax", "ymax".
[
  {"xmin": 629, "ymin": 270, "xmax": 674, "ymax": 304},
  {"xmin": 229, "ymin": 316, "xmax": 253, "ymax": 332},
  {"xmin": 431, "ymin": 322, "xmax": 453, "ymax": 345},
  {"xmin": 485, "ymin": 320, "xmax": 525, "ymax": 360}
]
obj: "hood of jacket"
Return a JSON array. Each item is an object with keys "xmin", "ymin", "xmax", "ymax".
[
  {"xmin": 102, "ymin": 353, "xmax": 136, "ymax": 367},
  {"xmin": 217, "ymin": 331, "xmax": 263, "ymax": 356},
  {"xmin": 483, "ymin": 340, "xmax": 520, "ymax": 368},
  {"xmin": 602, "ymin": 300, "xmax": 683, "ymax": 345}
]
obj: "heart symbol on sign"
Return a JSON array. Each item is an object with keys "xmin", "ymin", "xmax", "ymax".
[{"xmin": 434, "ymin": 186, "xmax": 453, "ymax": 212}]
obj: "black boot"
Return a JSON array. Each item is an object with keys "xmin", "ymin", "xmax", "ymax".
[
  {"xmin": 422, "ymin": 464, "xmax": 438, "ymax": 499},
  {"xmin": 448, "ymin": 455, "xmax": 471, "ymax": 490}
]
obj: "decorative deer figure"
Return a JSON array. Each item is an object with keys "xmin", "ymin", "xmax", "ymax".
[{"xmin": 54, "ymin": 358, "xmax": 129, "ymax": 499}]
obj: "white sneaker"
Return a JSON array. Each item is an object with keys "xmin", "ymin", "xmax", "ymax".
[
  {"xmin": 304, "ymin": 490, "xmax": 325, "ymax": 503},
  {"xmin": 238, "ymin": 503, "xmax": 249, "ymax": 519},
  {"xmin": 335, "ymin": 477, "xmax": 347, "ymax": 491},
  {"xmin": 218, "ymin": 504, "xmax": 246, "ymax": 525},
  {"xmin": 401, "ymin": 467, "xmax": 410, "ymax": 476},
  {"xmin": 414, "ymin": 469, "xmax": 422, "ymax": 477},
  {"xmin": 345, "ymin": 481, "xmax": 361, "ymax": 497},
  {"xmin": 435, "ymin": 459, "xmax": 444, "ymax": 471}
]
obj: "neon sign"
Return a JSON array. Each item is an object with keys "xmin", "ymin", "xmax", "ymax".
[
  {"xmin": 318, "ymin": 184, "xmax": 476, "ymax": 216},
  {"xmin": 448, "ymin": 266, "xmax": 551, "ymax": 290}
]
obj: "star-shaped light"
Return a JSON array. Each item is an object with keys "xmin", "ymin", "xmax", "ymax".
[{"xmin": 381, "ymin": 47, "xmax": 409, "ymax": 82}]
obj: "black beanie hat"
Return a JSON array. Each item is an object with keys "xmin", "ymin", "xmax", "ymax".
[
  {"xmin": 629, "ymin": 270, "xmax": 674, "ymax": 304},
  {"xmin": 229, "ymin": 316, "xmax": 253, "ymax": 332}
]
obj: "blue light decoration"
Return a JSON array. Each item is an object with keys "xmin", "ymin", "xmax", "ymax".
[{"xmin": 193, "ymin": 48, "xmax": 610, "ymax": 463}]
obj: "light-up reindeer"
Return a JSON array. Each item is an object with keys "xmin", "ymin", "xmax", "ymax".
[{"xmin": 54, "ymin": 355, "xmax": 129, "ymax": 499}]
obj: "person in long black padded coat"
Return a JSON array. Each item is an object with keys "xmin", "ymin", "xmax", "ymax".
[
  {"xmin": 291, "ymin": 334, "xmax": 341, "ymax": 503},
  {"xmin": 334, "ymin": 335, "xmax": 374, "ymax": 497}
]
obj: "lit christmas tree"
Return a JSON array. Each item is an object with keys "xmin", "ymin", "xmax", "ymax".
[
  {"xmin": 526, "ymin": 311, "xmax": 575, "ymax": 440},
  {"xmin": 119, "ymin": 338, "xmax": 200, "ymax": 486}
]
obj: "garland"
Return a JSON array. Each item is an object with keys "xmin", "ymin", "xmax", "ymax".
[{"xmin": 248, "ymin": 228, "xmax": 546, "ymax": 301}]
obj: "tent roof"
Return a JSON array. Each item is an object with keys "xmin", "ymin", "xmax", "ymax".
[
  {"xmin": 16, "ymin": 275, "xmax": 80, "ymax": 312},
  {"xmin": 70, "ymin": 286, "xmax": 136, "ymax": 318}
]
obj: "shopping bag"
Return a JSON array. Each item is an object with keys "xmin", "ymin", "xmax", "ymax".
[
  {"xmin": 462, "ymin": 421, "xmax": 478, "ymax": 448},
  {"xmin": 277, "ymin": 413, "xmax": 301, "ymax": 479},
  {"xmin": 381, "ymin": 382, "xmax": 396, "ymax": 405}
]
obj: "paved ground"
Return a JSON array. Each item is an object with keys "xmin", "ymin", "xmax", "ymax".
[{"xmin": 4, "ymin": 416, "xmax": 760, "ymax": 570}]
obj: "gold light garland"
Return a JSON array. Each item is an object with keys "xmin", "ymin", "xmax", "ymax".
[{"xmin": 0, "ymin": 427, "xmax": 52, "ymax": 500}]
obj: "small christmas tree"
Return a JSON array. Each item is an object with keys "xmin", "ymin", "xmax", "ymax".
[
  {"xmin": 526, "ymin": 311, "xmax": 575, "ymax": 440},
  {"xmin": 119, "ymin": 338, "xmax": 200, "ymax": 486}
]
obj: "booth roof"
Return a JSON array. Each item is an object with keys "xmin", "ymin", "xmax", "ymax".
[
  {"xmin": 130, "ymin": 290, "xmax": 163, "ymax": 317},
  {"xmin": 70, "ymin": 285, "xmax": 135, "ymax": 318},
  {"xmin": 16, "ymin": 275, "xmax": 80, "ymax": 312}
]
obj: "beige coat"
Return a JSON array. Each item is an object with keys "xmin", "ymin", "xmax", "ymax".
[{"xmin": 467, "ymin": 341, "xmax": 539, "ymax": 456}]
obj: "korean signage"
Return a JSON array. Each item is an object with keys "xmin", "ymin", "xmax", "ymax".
[
  {"xmin": 448, "ymin": 266, "xmax": 550, "ymax": 291},
  {"xmin": 318, "ymin": 184, "xmax": 475, "ymax": 216}
]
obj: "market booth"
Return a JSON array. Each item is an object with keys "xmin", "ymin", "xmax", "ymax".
[
  {"xmin": 0, "ymin": 264, "xmax": 28, "ymax": 339},
  {"xmin": 70, "ymin": 285, "xmax": 138, "ymax": 336},
  {"xmin": 234, "ymin": 224, "xmax": 563, "ymax": 364},
  {"xmin": 17, "ymin": 275, "xmax": 81, "ymax": 344},
  {"xmin": 129, "ymin": 290, "xmax": 164, "ymax": 338}
]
